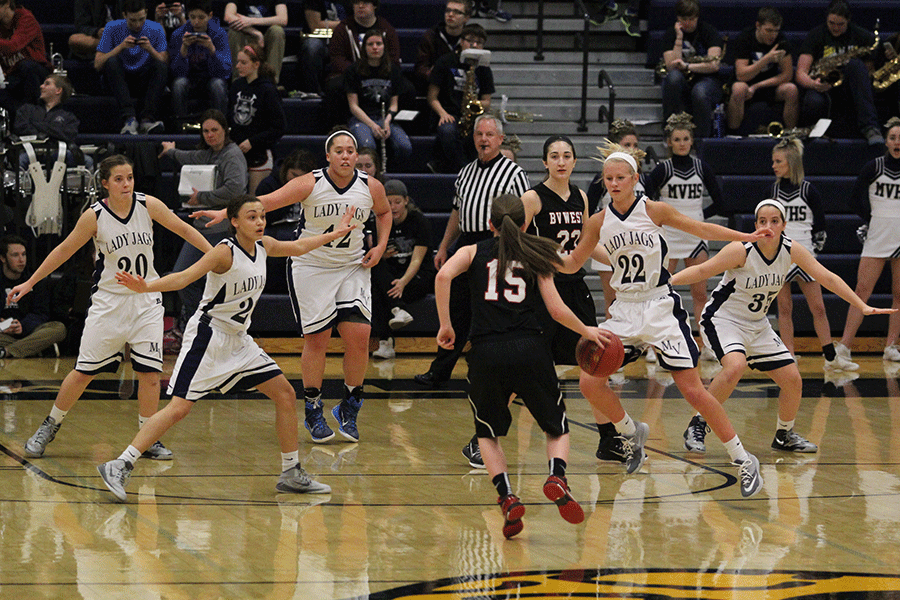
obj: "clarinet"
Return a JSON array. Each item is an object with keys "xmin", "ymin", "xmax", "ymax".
[{"xmin": 380, "ymin": 98, "xmax": 388, "ymax": 174}]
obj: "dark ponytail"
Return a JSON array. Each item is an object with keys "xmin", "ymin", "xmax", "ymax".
[{"xmin": 491, "ymin": 194, "xmax": 562, "ymax": 286}]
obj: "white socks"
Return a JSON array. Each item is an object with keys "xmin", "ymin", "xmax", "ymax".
[
  {"xmin": 49, "ymin": 405, "xmax": 67, "ymax": 424},
  {"xmin": 614, "ymin": 414, "xmax": 637, "ymax": 437},
  {"xmin": 724, "ymin": 436, "xmax": 750, "ymax": 463},
  {"xmin": 281, "ymin": 451, "xmax": 299, "ymax": 473},
  {"xmin": 118, "ymin": 445, "xmax": 141, "ymax": 465}
]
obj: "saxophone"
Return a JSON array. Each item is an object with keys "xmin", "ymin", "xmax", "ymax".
[
  {"xmin": 872, "ymin": 41, "xmax": 900, "ymax": 90},
  {"xmin": 458, "ymin": 64, "xmax": 483, "ymax": 138},
  {"xmin": 809, "ymin": 20, "xmax": 879, "ymax": 87},
  {"xmin": 655, "ymin": 37, "xmax": 727, "ymax": 83}
]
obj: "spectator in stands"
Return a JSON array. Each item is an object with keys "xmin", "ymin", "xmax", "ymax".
[
  {"xmin": 837, "ymin": 117, "xmax": 900, "ymax": 364},
  {"xmin": 224, "ymin": 0, "xmax": 286, "ymax": 84},
  {"xmin": 0, "ymin": 235, "xmax": 66, "ymax": 359},
  {"xmin": 325, "ymin": 0, "xmax": 401, "ymax": 125},
  {"xmin": 371, "ymin": 179, "xmax": 434, "ymax": 360},
  {"xmin": 427, "ymin": 23, "xmax": 494, "ymax": 173},
  {"xmin": 70, "ymin": 0, "xmax": 123, "ymax": 60},
  {"xmin": 154, "ymin": 2, "xmax": 185, "ymax": 39},
  {"xmin": 169, "ymin": 0, "xmax": 230, "ymax": 122},
  {"xmin": 660, "ymin": 0, "xmax": 724, "ymax": 139},
  {"xmin": 795, "ymin": 0, "xmax": 882, "ymax": 144},
  {"xmin": 299, "ymin": 0, "xmax": 345, "ymax": 95},
  {"xmin": 415, "ymin": 0, "xmax": 471, "ymax": 93},
  {"xmin": 159, "ymin": 108, "xmax": 248, "ymax": 336},
  {"xmin": 95, "ymin": 0, "xmax": 168, "ymax": 135},
  {"xmin": 591, "ymin": 1, "xmax": 642, "ymax": 37},
  {"xmin": 473, "ymin": 0, "xmax": 510, "ymax": 23},
  {"xmin": 13, "ymin": 74, "xmax": 90, "ymax": 169},
  {"xmin": 727, "ymin": 7, "xmax": 798, "ymax": 134},
  {"xmin": 357, "ymin": 147, "xmax": 383, "ymax": 181},
  {"xmin": 346, "ymin": 29, "xmax": 412, "ymax": 172},
  {"xmin": 229, "ymin": 42, "xmax": 285, "ymax": 194},
  {"xmin": 0, "ymin": 0, "xmax": 50, "ymax": 111},
  {"xmin": 414, "ymin": 114, "xmax": 530, "ymax": 388}
]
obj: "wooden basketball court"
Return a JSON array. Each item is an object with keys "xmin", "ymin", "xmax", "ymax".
[{"xmin": 1, "ymin": 346, "xmax": 899, "ymax": 599}]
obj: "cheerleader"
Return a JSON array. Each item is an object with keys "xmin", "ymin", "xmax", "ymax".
[
  {"xmin": 770, "ymin": 138, "xmax": 858, "ymax": 371},
  {"xmin": 97, "ymin": 194, "xmax": 355, "ymax": 501},
  {"xmin": 671, "ymin": 199, "xmax": 894, "ymax": 454},
  {"xmin": 644, "ymin": 112, "xmax": 724, "ymax": 361},
  {"xmin": 838, "ymin": 117, "xmax": 900, "ymax": 363},
  {"xmin": 563, "ymin": 143, "xmax": 773, "ymax": 498}
]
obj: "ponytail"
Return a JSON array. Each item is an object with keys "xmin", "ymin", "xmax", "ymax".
[{"xmin": 491, "ymin": 194, "xmax": 562, "ymax": 287}]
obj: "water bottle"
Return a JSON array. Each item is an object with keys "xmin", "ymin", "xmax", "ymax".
[{"xmin": 712, "ymin": 104, "xmax": 725, "ymax": 138}]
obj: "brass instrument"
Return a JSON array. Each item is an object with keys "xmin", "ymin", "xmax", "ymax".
[
  {"xmin": 49, "ymin": 43, "xmax": 66, "ymax": 76},
  {"xmin": 764, "ymin": 121, "xmax": 811, "ymax": 139},
  {"xmin": 301, "ymin": 28, "xmax": 333, "ymax": 38},
  {"xmin": 873, "ymin": 41, "xmax": 900, "ymax": 90},
  {"xmin": 498, "ymin": 94, "xmax": 541, "ymax": 123},
  {"xmin": 459, "ymin": 64, "xmax": 483, "ymax": 138},
  {"xmin": 655, "ymin": 37, "xmax": 727, "ymax": 82},
  {"xmin": 810, "ymin": 19, "xmax": 879, "ymax": 87}
]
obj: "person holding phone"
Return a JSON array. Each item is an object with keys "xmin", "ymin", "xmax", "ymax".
[
  {"xmin": 94, "ymin": 0, "xmax": 169, "ymax": 134},
  {"xmin": 169, "ymin": 0, "xmax": 230, "ymax": 121}
]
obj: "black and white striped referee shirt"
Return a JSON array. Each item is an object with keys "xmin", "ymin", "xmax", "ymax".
[{"xmin": 454, "ymin": 154, "xmax": 530, "ymax": 234}]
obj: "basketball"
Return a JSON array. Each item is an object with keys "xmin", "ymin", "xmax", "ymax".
[{"xmin": 576, "ymin": 331, "xmax": 625, "ymax": 377}]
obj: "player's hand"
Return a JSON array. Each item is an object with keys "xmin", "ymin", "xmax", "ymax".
[
  {"xmin": 335, "ymin": 206, "xmax": 357, "ymax": 237},
  {"xmin": 437, "ymin": 325, "xmax": 455, "ymax": 349},
  {"xmin": 7, "ymin": 282, "xmax": 32, "ymax": 305},
  {"xmin": 191, "ymin": 208, "xmax": 226, "ymax": 227},
  {"xmin": 115, "ymin": 271, "xmax": 149, "ymax": 293},
  {"xmin": 746, "ymin": 226, "xmax": 775, "ymax": 242},
  {"xmin": 361, "ymin": 245, "xmax": 384, "ymax": 268},
  {"xmin": 584, "ymin": 326, "xmax": 612, "ymax": 349},
  {"xmin": 862, "ymin": 305, "xmax": 898, "ymax": 316}
]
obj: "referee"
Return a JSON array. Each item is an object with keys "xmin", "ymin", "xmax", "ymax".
[{"xmin": 414, "ymin": 114, "xmax": 530, "ymax": 387}]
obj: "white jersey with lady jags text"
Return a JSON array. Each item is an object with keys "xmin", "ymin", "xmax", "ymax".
[
  {"xmin": 91, "ymin": 192, "xmax": 159, "ymax": 295},
  {"xmin": 702, "ymin": 236, "xmax": 794, "ymax": 326},
  {"xmin": 197, "ymin": 238, "xmax": 267, "ymax": 336},
  {"xmin": 293, "ymin": 168, "xmax": 372, "ymax": 269},
  {"xmin": 600, "ymin": 193, "xmax": 670, "ymax": 298}
]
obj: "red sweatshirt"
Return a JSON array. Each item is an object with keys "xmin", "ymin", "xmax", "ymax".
[{"xmin": 0, "ymin": 8, "xmax": 48, "ymax": 75}]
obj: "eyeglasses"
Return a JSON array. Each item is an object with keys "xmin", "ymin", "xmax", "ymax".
[{"xmin": 445, "ymin": 8, "xmax": 466, "ymax": 15}]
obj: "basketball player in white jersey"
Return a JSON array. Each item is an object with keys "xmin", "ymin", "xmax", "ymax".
[
  {"xmin": 838, "ymin": 117, "xmax": 900, "ymax": 363},
  {"xmin": 98, "ymin": 195, "xmax": 356, "ymax": 501},
  {"xmin": 562, "ymin": 144, "xmax": 774, "ymax": 498},
  {"xmin": 670, "ymin": 199, "xmax": 894, "ymax": 454},
  {"xmin": 10, "ymin": 155, "xmax": 213, "ymax": 460},
  {"xmin": 193, "ymin": 130, "xmax": 391, "ymax": 445}
]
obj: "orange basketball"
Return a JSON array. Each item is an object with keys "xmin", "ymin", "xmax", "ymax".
[{"xmin": 576, "ymin": 331, "xmax": 625, "ymax": 377}]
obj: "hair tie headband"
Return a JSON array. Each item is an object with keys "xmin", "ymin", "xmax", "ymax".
[
  {"xmin": 243, "ymin": 45, "xmax": 258, "ymax": 59},
  {"xmin": 605, "ymin": 151, "xmax": 638, "ymax": 172},
  {"xmin": 755, "ymin": 198, "xmax": 786, "ymax": 220},
  {"xmin": 325, "ymin": 130, "xmax": 358, "ymax": 152}
]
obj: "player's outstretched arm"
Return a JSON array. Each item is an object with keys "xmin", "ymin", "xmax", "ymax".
[
  {"xmin": 669, "ymin": 241, "xmax": 746, "ymax": 286},
  {"xmin": 146, "ymin": 196, "xmax": 213, "ymax": 253},
  {"xmin": 648, "ymin": 200, "xmax": 773, "ymax": 243},
  {"xmin": 559, "ymin": 210, "xmax": 603, "ymax": 274},
  {"xmin": 264, "ymin": 207, "xmax": 357, "ymax": 257},
  {"xmin": 537, "ymin": 275, "xmax": 610, "ymax": 348},
  {"xmin": 8, "ymin": 209, "xmax": 97, "ymax": 304},
  {"xmin": 791, "ymin": 244, "xmax": 899, "ymax": 316},
  {"xmin": 116, "ymin": 244, "xmax": 233, "ymax": 293}
]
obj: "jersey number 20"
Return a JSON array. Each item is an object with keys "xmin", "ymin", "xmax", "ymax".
[{"xmin": 117, "ymin": 254, "xmax": 149, "ymax": 278}]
